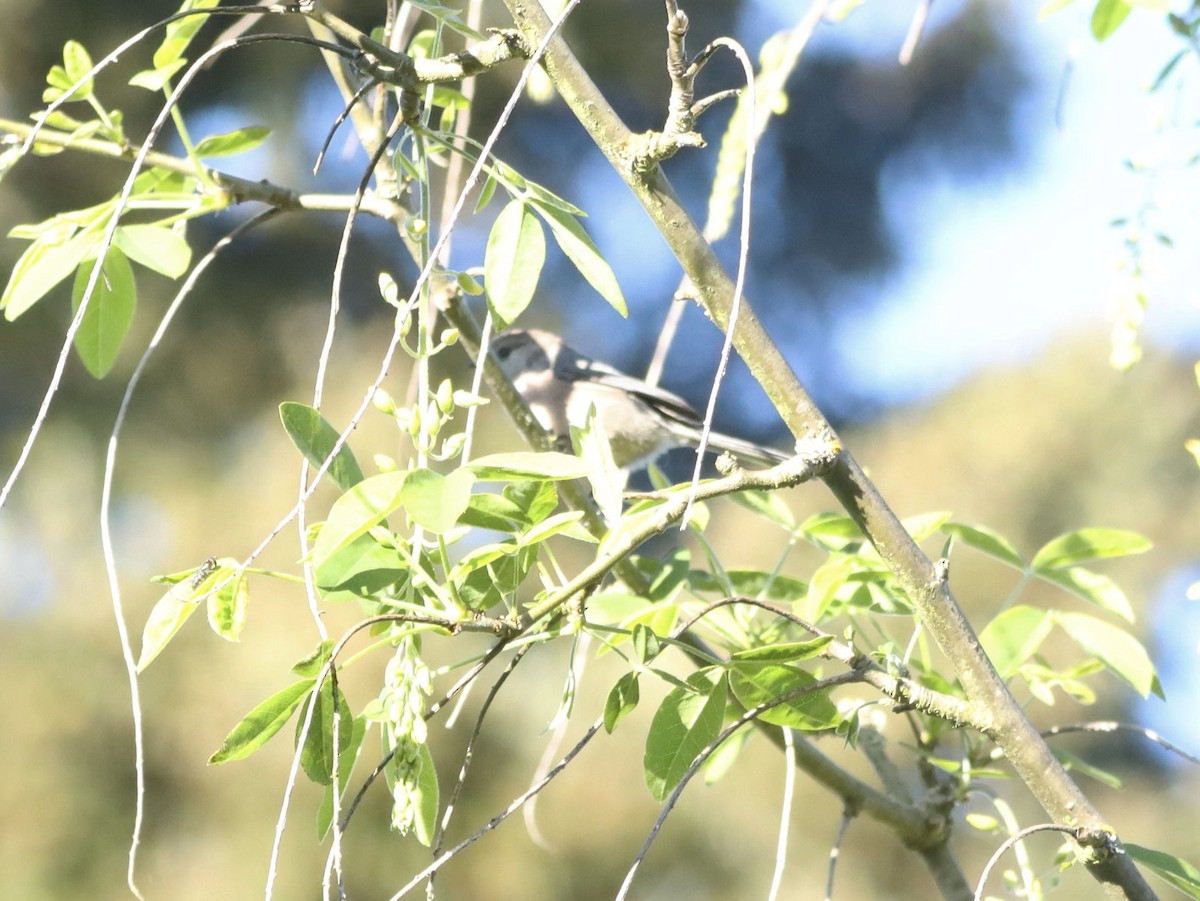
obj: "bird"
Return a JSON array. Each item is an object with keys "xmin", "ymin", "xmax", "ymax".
[{"xmin": 490, "ymin": 328, "xmax": 789, "ymax": 471}]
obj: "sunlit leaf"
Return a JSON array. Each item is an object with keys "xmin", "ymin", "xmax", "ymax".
[
  {"xmin": 604, "ymin": 671, "xmax": 640, "ymax": 733},
  {"xmin": 1038, "ymin": 566, "xmax": 1134, "ymax": 622},
  {"xmin": 979, "ymin": 605, "xmax": 1053, "ymax": 679},
  {"xmin": 942, "ymin": 521, "xmax": 1025, "ymax": 569},
  {"xmin": 484, "ymin": 200, "xmax": 545, "ymax": 327},
  {"xmin": 310, "ymin": 472, "xmax": 408, "ymax": 568},
  {"xmin": 644, "ymin": 669, "xmax": 725, "ymax": 801},
  {"xmin": 1056, "ymin": 612, "xmax": 1162, "ymax": 698},
  {"xmin": 2, "ymin": 227, "xmax": 103, "ymax": 320},
  {"xmin": 401, "ymin": 467, "xmax": 475, "ymax": 533},
  {"xmin": 1031, "ymin": 528, "xmax": 1151, "ymax": 571},
  {"xmin": 115, "ymin": 223, "xmax": 192, "ymax": 278},
  {"xmin": 209, "ymin": 679, "xmax": 316, "ymax": 764},
  {"xmin": 531, "ymin": 201, "xmax": 627, "ymax": 316},
  {"xmin": 467, "ymin": 451, "xmax": 592, "ymax": 481}
]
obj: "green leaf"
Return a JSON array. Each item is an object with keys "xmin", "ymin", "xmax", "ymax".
[
  {"xmin": 317, "ymin": 715, "xmax": 366, "ymax": 839},
  {"xmin": 458, "ymin": 492, "xmax": 529, "ymax": 531},
  {"xmin": 2, "ymin": 227, "xmax": 103, "ymax": 320},
  {"xmin": 531, "ymin": 201, "xmax": 627, "ymax": 316},
  {"xmin": 467, "ymin": 451, "xmax": 592, "ymax": 481},
  {"xmin": 902, "ymin": 511, "xmax": 953, "ymax": 543},
  {"xmin": 798, "ymin": 512, "xmax": 864, "ymax": 552},
  {"xmin": 297, "ymin": 680, "xmax": 355, "ymax": 785},
  {"xmin": 401, "ymin": 467, "xmax": 475, "ymax": 533},
  {"xmin": 154, "ymin": 0, "xmax": 222, "ymax": 71},
  {"xmin": 1038, "ymin": 566, "xmax": 1135, "ymax": 622},
  {"xmin": 128, "ymin": 59, "xmax": 188, "ymax": 92},
  {"xmin": 207, "ymin": 568, "xmax": 248, "ymax": 641},
  {"xmin": 644, "ymin": 669, "xmax": 726, "ymax": 801},
  {"xmin": 61, "ymin": 40, "xmax": 95, "ymax": 99},
  {"xmin": 688, "ymin": 568, "xmax": 807, "ymax": 602},
  {"xmin": 604, "ymin": 671, "xmax": 640, "ymax": 733},
  {"xmin": 313, "ymin": 532, "xmax": 407, "ymax": 599},
  {"xmin": 70, "ymin": 246, "xmax": 137, "ymax": 378},
  {"xmin": 728, "ymin": 488, "xmax": 796, "ymax": 530},
  {"xmin": 136, "ymin": 583, "xmax": 203, "ymax": 671},
  {"xmin": 1091, "ymin": 0, "xmax": 1132, "ymax": 40},
  {"xmin": 727, "ymin": 662, "xmax": 840, "ymax": 730},
  {"xmin": 1125, "ymin": 843, "xmax": 1200, "ymax": 898},
  {"xmin": 310, "ymin": 472, "xmax": 408, "ymax": 569},
  {"xmin": 115, "ymin": 224, "xmax": 192, "ymax": 278},
  {"xmin": 193, "ymin": 126, "xmax": 271, "ymax": 158},
  {"xmin": 942, "ymin": 521, "xmax": 1024, "ymax": 569},
  {"xmin": 209, "ymin": 679, "xmax": 316, "ymax": 764},
  {"xmin": 279, "ymin": 402, "xmax": 364, "ymax": 491},
  {"xmin": 1056, "ymin": 612, "xmax": 1162, "ymax": 698},
  {"xmin": 1031, "ymin": 528, "xmax": 1152, "ymax": 571},
  {"xmin": 484, "ymin": 200, "xmax": 545, "ymax": 327},
  {"xmin": 410, "ymin": 741, "xmax": 441, "ymax": 847},
  {"xmin": 292, "ymin": 641, "xmax": 334, "ymax": 678},
  {"xmin": 730, "ymin": 637, "xmax": 834, "ymax": 664},
  {"xmin": 979, "ymin": 605, "xmax": 1053, "ymax": 679}
]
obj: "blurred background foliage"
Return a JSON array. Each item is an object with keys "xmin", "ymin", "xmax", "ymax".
[{"xmin": 2, "ymin": 0, "xmax": 1199, "ymax": 898}]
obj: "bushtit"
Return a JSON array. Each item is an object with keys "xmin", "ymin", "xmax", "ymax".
[{"xmin": 491, "ymin": 328, "xmax": 788, "ymax": 471}]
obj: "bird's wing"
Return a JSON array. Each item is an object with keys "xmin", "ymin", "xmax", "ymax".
[{"xmin": 559, "ymin": 352, "xmax": 704, "ymax": 429}]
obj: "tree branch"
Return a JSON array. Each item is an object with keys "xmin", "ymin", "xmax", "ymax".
[{"xmin": 500, "ymin": 2, "xmax": 1157, "ymax": 897}]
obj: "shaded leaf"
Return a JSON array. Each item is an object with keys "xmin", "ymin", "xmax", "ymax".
[
  {"xmin": 310, "ymin": 472, "xmax": 408, "ymax": 568},
  {"xmin": 71, "ymin": 245, "xmax": 136, "ymax": 378}
]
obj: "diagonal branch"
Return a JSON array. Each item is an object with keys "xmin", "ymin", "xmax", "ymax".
[{"xmin": 500, "ymin": 2, "xmax": 1157, "ymax": 898}]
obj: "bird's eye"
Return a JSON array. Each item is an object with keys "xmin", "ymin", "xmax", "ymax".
[{"xmin": 495, "ymin": 344, "xmax": 512, "ymax": 361}]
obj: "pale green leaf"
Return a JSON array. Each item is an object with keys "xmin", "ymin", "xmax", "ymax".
[
  {"xmin": 71, "ymin": 245, "xmax": 137, "ymax": 378},
  {"xmin": 979, "ymin": 605, "xmax": 1053, "ymax": 678},
  {"xmin": 137, "ymin": 586, "xmax": 202, "ymax": 672},
  {"xmin": 1057, "ymin": 612, "xmax": 1162, "ymax": 698},
  {"xmin": 310, "ymin": 472, "xmax": 408, "ymax": 568},
  {"xmin": 115, "ymin": 223, "xmax": 192, "ymax": 278},
  {"xmin": 532, "ymin": 201, "xmax": 627, "ymax": 316},
  {"xmin": 467, "ymin": 451, "xmax": 592, "ymax": 481},
  {"xmin": 1091, "ymin": 0, "xmax": 1132, "ymax": 40},
  {"xmin": 1126, "ymin": 843, "xmax": 1200, "ymax": 898},
  {"xmin": 942, "ymin": 521, "xmax": 1025, "ymax": 569},
  {"xmin": 2, "ymin": 228, "xmax": 102, "ymax": 320},
  {"xmin": 400, "ymin": 467, "xmax": 475, "ymax": 533},
  {"xmin": 154, "ymin": 0, "xmax": 222, "ymax": 70},
  {"xmin": 1038, "ymin": 566, "xmax": 1135, "ymax": 622},
  {"xmin": 193, "ymin": 126, "xmax": 271, "ymax": 158},
  {"xmin": 484, "ymin": 200, "xmax": 545, "ymax": 327},
  {"xmin": 1031, "ymin": 528, "xmax": 1152, "ymax": 571}
]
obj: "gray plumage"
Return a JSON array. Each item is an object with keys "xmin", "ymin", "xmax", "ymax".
[{"xmin": 491, "ymin": 329, "xmax": 788, "ymax": 470}]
